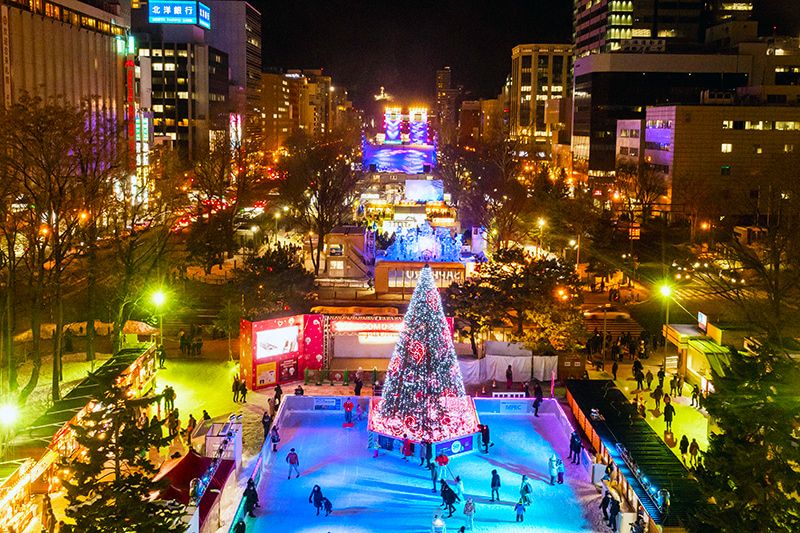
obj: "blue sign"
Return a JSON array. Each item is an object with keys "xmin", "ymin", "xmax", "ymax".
[
  {"xmin": 434, "ymin": 435, "xmax": 474, "ymax": 457},
  {"xmin": 198, "ymin": 2, "xmax": 211, "ymax": 29},
  {"xmin": 148, "ymin": 0, "xmax": 197, "ymax": 24}
]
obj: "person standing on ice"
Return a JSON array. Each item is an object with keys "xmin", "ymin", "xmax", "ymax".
[
  {"xmin": 270, "ymin": 425, "xmax": 280, "ymax": 452},
  {"xmin": 533, "ymin": 381, "xmax": 544, "ymax": 417},
  {"xmin": 490, "ymin": 469, "xmax": 501, "ymax": 501},
  {"xmin": 308, "ymin": 485, "xmax": 324, "ymax": 516},
  {"xmin": 343, "ymin": 397, "xmax": 354, "ymax": 424},
  {"xmin": 430, "ymin": 459, "xmax": 440, "ymax": 492},
  {"xmin": 519, "ymin": 474, "xmax": 533, "ymax": 506},
  {"xmin": 462, "ymin": 497, "xmax": 476, "ymax": 530},
  {"xmin": 556, "ymin": 458, "xmax": 565, "ymax": 484},
  {"xmin": 514, "ymin": 499, "xmax": 526, "ymax": 522},
  {"xmin": 401, "ymin": 434, "xmax": 413, "ymax": 461},
  {"xmin": 286, "ymin": 447, "xmax": 300, "ymax": 478},
  {"xmin": 548, "ymin": 454, "xmax": 559, "ymax": 485},
  {"xmin": 480, "ymin": 424, "xmax": 491, "ymax": 453},
  {"xmin": 453, "ymin": 476, "xmax": 465, "ymax": 500}
]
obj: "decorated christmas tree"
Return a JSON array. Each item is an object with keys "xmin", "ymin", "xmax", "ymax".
[{"xmin": 370, "ymin": 265, "xmax": 479, "ymax": 442}]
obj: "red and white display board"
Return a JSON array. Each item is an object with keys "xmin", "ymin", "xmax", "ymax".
[{"xmin": 240, "ymin": 314, "xmax": 324, "ymax": 390}]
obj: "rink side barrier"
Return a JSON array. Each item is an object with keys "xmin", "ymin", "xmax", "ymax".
[{"xmin": 225, "ymin": 395, "xmax": 591, "ymax": 531}]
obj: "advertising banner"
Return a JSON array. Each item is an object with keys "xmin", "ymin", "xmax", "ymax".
[
  {"xmin": 434, "ymin": 434, "xmax": 474, "ymax": 457},
  {"xmin": 256, "ymin": 361, "xmax": 276, "ymax": 387},
  {"xmin": 313, "ymin": 397, "xmax": 342, "ymax": 411},
  {"xmin": 148, "ymin": 0, "xmax": 197, "ymax": 24}
]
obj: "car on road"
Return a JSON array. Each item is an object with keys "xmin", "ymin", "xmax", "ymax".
[
  {"xmin": 718, "ymin": 269, "xmax": 746, "ymax": 285},
  {"xmin": 583, "ymin": 305, "xmax": 631, "ymax": 320}
]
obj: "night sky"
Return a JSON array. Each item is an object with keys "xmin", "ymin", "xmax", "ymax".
[{"xmin": 257, "ymin": 0, "xmax": 800, "ymax": 107}]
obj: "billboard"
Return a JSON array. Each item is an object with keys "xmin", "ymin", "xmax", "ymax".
[
  {"xmin": 198, "ymin": 2, "xmax": 211, "ymax": 29},
  {"xmin": 405, "ymin": 179, "xmax": 443, "ymax": 202},
  {"xmin": 148, "ymin": 0, "xmax": 211, "ymax": 28},
  {"xmin": 255, "ymin": 325, "xmax": 299, "ymax": 361}
]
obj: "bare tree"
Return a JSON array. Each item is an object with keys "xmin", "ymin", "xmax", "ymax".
[{"xmin": 616, "ymin": 160, "xmax": 667, "ymax": 221}]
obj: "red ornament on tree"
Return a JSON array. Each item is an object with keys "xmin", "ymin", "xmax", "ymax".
[{"xmin": 409, "ymin": 340, "xmax": 425, "ymax": 363}]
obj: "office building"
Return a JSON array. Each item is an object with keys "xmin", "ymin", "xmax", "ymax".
[
  {"xmin": 573, "ymin": 0, "xmax": 706, "ymax": 57},
  {"xmin": 260, "ymin": 72, "xmax": 293, "ymax": 151},
  {"xmin": 137, "ymin": 39, "xmax": 230, "ymax": 159},
  {"xmin": 573, "ymin": 37, "xmax": 800, "ymax": 180},
  {"xmin": 457, "ymin": 100, "xmax": 481, "ymax": 147},
  {"xmin": 206, "ymin": 1, "xmax": 262, "ymax": 115},
  {"xmin": 614, "ymin": 104, "xmax": 800, "ymax": 219},
  {"xmin": 0, "ymin": 0, "xmax": 129, "ymax": 114},
  {"xmin": 435, "ymin": 67, "xmax": 460, "ymax": 143},
  {"xmin": 509, "ymin": 44, "xmax": 572, "ymax": 154}
]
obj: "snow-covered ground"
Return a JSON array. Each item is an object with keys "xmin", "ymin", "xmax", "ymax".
[{"xmin": 244, "ymin": 404, "xmax": 607, "ymax": 533}]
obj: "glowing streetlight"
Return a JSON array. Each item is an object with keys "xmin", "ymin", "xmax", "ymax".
[
  {"xmin": 659, "ymin": 284, "xmax": 672, "ymax": 298},
  {"xmin": 0, "ymin": 404, "xmax": 18, "ymax": 427},
  {"xmin": 274, "ymin": 211, "xmax": 281, "ymax": 233},
  {"xmin": 151, "ymin": 289, "xmax": 166, "ymax": 345}
]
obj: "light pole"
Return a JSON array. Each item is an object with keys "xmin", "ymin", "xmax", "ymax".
[
  {"xmin": 152, "ymin": 289, "xmax": 166, "ymax": 346},
  {"xmin": 536, "ymin": 217, "xmax": 546, "ymax": 258},
  {"xmin": 274, "ymin": 212, "xmax": 281, "ymax": 234},
  {"xmin": 659, "ymin": 284, "xmax": 672, "ymax": 369}
]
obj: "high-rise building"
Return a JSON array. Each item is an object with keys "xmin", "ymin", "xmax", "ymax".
[
  {"xmin": 705, "ymin": 0, "xmax": 753, "ymax": 24},
  {"xmin": 509, "ymin": 44, "xmax": 572, "ymax": 151},
  {"xmin": 260, "ymin": 72, "xmax": 293, "ymax": 151},
  {"xmin": 205, "ymin": 1, "xmax": 262, "ymax": 116},
  {"xmin": 457, "ymin": 100, "xmax": 481, "ymax": 147},
  {"xmin": 136, "ymin": 39, "xmax": 230, "ymax": 159},
  {"xmin": 0, "ymin": 0, "xmax": 130, "ymax": 114},
  {"xmin": 435, "ymin": 66, "xmax": 460, "ymax": 143},
  {"xmin": 573, "ymin": 0, "xmax": 706, "ymax": 57}
]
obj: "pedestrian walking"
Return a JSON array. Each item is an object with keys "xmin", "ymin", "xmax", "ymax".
[
  {"xmin": 689, "ymin": 438, "xmax": 700, "ymax": 468},
  {"xmin": 232, "ymin": 375, "xmax": 240, "ymax": 403},
  {"xmin": 179, "ymin": 330, "xmax": 187, "ymax": 356},
  {"xmin": 505, "ymin": 365, "xmax": 513, "ymax": 389},
  {"xmin": 202, "ymin": 410, "xmax": 211, "ymax": 421},
  {"xmin": 533, "ymin": 382, "xmax": 543, "ymax": 417},
  {"xmin": 599, "ymin": 492, "xmax": 611, "ymax": 522},
  {"xmin": 163, "ymin": 386, "xmax": 176, "ymax": 411},
  {"xmin": 261, "ymin": 411, "xmax": 272, "ymax": 441},
  {"xmin": 514, "ymin": 500, "xmax": 526, "ymax": 522},
  {"xmin": 645, "ymin": 369, "xmax": 653, "ymax": 390},
  {"xmin": 677, "ymin": 375, "xmax": 685, "ymax": 396},
  {"xmin": 270, "ymin": 425, "xmax": 280, "ymax": 452},
  {"xmin": 267, "ymin": 397, "xmax": 276, "ymax": 418},
  {"xmin": 635, "ymin": 369, "xmax": 644, "ymax": 391},
  {"xmin": 664, "ymin": 400, "xmax": 676, "ymax": 433},
  {"xmin": 442, "ymin": 481, "xmax": 460, "ymax": 517},
  {"xmin": 569, "ymin": 431, "xmax": 582, "ymax": 464},
  {"xmin": 611, "ymin": 360, "xmax": 618, "ymax": 381},
  {"xmin": 490, "ymin": 469, "xmax": 501, "ymax": 501},
  {"xmin": 308, "ymin": 485, "xmax": 324, "ymax": 515},
  {"xmin": 548, "ymin": 454, "xmax": 559, "ymax": 485},
  {"xmin": 691, "ymin": 384, "xmax": 700, "ymax": 407},
  {"xmin": 286, "ymin": 447, "xmax": 300, "ymax": 479},
  {"xmin": 463, "ymin": 498, "xmax": 476, "ymax": 530},
  {"xmin": 157, "ymin": 344, "xmax": 166, "ymax": 369},
  {"xmin": 239, "ymin": 381, "xmax": 248, "ymax": 403},
  {"xmin": 679, "ymin": 435, "xmax": 689, "ymax": 464},
  {"xmin": 343, "ymin": 397, "xmax": 354, "ymax": 424},
  {"xmin": 401, "ymin": 434, "xmax": 413, "ymax": 462},
  {"xmin": 653, "ymin": 385, "xmax": 663, "ymax": 411},
  {"xmin": 608, "ymin": 497, "xmax": 620, "ymax": 532},
  {"xmin": 274, "ymin": 384, "xmax": 283, "ymax": 405},
  {"xmin": 657, "ymin": 366, "xmax": 665, "ymax": 388},
  {"xmin": 669, "ymin": 375, "xmax": 678, "ymax": 397},
  {"xmin": 480, "ymin": 424, "xmax": 491, "ymax": 453},
  {"xmin": 354, "ymin": 376, "xmax": 363, "ymax": 396},
  {"xmin": 243, "ymin": 479, "xmax": 259, "ymax": 518},
  {"xmin": 185, "ymin": 414, "xmax": 197, "ymax": 446}
]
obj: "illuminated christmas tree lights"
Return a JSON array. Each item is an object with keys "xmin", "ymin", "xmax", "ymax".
[{"xmin": 370, "ymin": 265, "xmax": 479, "ymax": 442}]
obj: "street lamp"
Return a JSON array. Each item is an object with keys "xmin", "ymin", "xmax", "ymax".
[
  {"xmin": 151, "ymin": 289, "xmax": 166, "ymax": 346},
  {"xmin": 659, "ymin": 284, "xmax": 672, "ymax": 369},
  {"xmin": 274, "ymin": 212, "xmax": 281, "ymax": 233}
]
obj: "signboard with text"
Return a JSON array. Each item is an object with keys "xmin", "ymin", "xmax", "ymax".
[
  {"xmin": 434, "ymin": 434, "xmax": 474, "ymax": 457},
  {"xmin": 148, "ymin": 0, "xmax": 212, "ymax": 28}
]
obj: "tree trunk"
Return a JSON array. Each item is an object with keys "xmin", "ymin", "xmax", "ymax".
[
  {"xmin": 86, "ymin": 223, "xmax": 97, "ymax": 361},
  {"xmin": 5, "ymin": 260, "xmax": 17, "ymax": 392},
  {"xmin": 314, "ymin": 231, "xmax": 323, "ymax": 276},
  {"xmin": 19, "ymin": 279, "xmax": 42, "ymax": 402},
  {"xmin": 469, "ymin": 329, "xmax": 478, "ymax": 357},
  {"xmin": 52, "ymin": 293, "xmax": 64, "ymax": 402},
  {"xmin": 308, "ymin": 234, "xmax": 318, "ymax": 274}
]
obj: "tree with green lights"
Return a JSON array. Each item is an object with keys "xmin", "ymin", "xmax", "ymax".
[
  {"xmin": 380, "ymin": 265, "xmax": 468, "ymax": 438},
  {"xmin": 61, "ymin": 374, "xmax": 185, "ymax": 532},
  {"xmin": 688, "ymin": 346, "xmax": 800, "ymax": 532}
]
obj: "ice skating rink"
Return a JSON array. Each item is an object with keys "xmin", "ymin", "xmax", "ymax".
[{"xmin": 245, "ymin": 401, "xmax": 607, "ymax": 532}]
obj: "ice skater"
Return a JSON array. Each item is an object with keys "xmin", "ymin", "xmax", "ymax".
[
  {"xmin": 568, "ymin": 431, "xmax": 582, "ymax": 464},
  {"xmin": 519, "ymin": 474, "xmax": 533, "ymax": 506},
  {"xmin": 270, "ymin": 425, "xmax": 281, "ymax": 452},
  {"xmin": 286, "ymin": 447, "xmax": 300, "ymax": 478},
  {"xmin": 548, "ymin": 454, "xmax": 559, "ymax": 485},
  {"xmin": 490, "ymin": 469, "xmax": 501, "ymax": 501},
  {"xmin": 440, "ymin": 480, "xmax": 460, "ymax": 517},
  {"xmin": 343, "ymin": 397, "xmax": 354, "ymax": 424},
  {"xmin": 401, "ymin": 434, "xmax": 413, "ymax": 461},
  {"xmin": 463, "ymin": 498, "xmax": 476, "ymax": 530},
  {"xmin": 556, "ymin": 458, "xmax": 565, "ymax": 484},
  {"xmin": 322, "ymin": 496, "xmax": 333, "ymax": 517},
  {"xmin": 453, "ymin": 476, "xmax": 464, "ymax": 500},
  {"xmin": 514, "ymin": 499, "xmax": 526, "ymax": 522},
  {"xmin": 308, "ymin": 485, "xmax": 324, "ymax": 515},
  {"xmin": 479, "ymin": 424, "xmax": 491, "ymax": 453},
  {"xmin": 420, "ymin": 439, "xmax": 433, "ymax": 467}
]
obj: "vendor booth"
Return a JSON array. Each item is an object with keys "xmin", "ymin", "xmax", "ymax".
[{"xmin": 484, "ymin": 341, "xmax": 559, "ymax": 382}]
